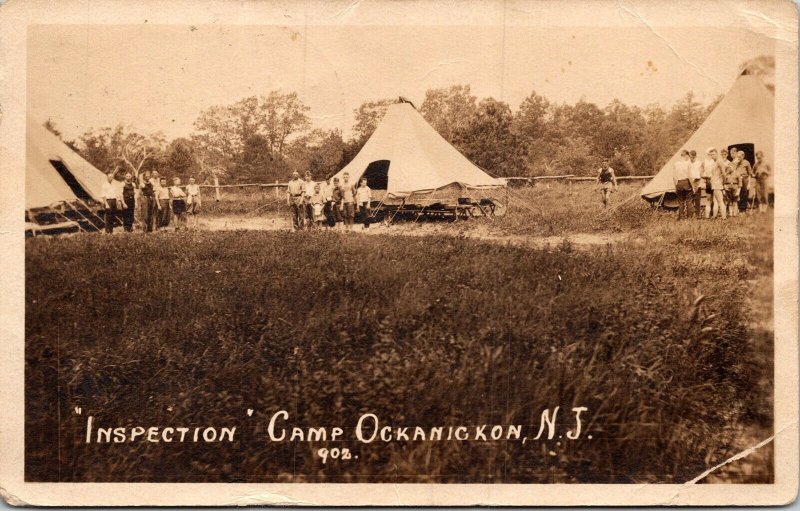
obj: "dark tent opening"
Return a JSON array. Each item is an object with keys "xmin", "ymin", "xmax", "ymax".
[
  {"xmin": 49, "ymin": 159, "xmax": 94, "ymax": 202},
  {"xmin": 728, "ymin": 143, "xmax": 755, "ymax": 165},
  {"xmin": 362, "ymin": 160, "xmax": 390, "ymax": 190}
]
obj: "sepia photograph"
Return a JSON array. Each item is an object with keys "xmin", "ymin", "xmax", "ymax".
[{"xmin": 1, "ymin": 0, "xmax": 797, "ymax": 506}]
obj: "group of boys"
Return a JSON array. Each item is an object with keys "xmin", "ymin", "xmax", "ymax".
[
  {"xmin": 286, "ymin": 171, "xmax": 373, "ymax": 231},
  {"xmin": 99, "ymin": 169, "xmax": 202, "ymax": 233},
  {"xmin": 672, "ymin": 147, "xmax": 771, "ymax": 220}
]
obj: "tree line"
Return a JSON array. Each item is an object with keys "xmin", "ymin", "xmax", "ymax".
[{"xmin": 47, "ymin": 56, "xmax": 773, "ymax": 184}]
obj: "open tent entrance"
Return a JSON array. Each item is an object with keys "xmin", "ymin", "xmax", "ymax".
[
  {"xmin": 49, "ymin": 159, "xmax": 95, "ymax": 202},
  {"xmin": 362, "ymin": 160, "xmax": 390, "ymax": 190},
  {"xmin": 728, "ymin": 143, "xmax": 755, "ymax": 164}
]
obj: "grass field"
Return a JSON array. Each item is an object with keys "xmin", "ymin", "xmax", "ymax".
[
  {"xmin": 202, "ymin": 182, "xmax": 678, "ymax": 236},
  {"xmin": 25, "ymin": 187, "xmax": 773, "ymax": 483}
]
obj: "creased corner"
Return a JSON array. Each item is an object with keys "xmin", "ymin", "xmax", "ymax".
[
  {"xmin": 226, "ymin": 490, "xmax": 315, "ymax": 507},
  {"xmin": 665, "ymin": 421, "xmax": 796, "ymax": 505},
  {"xmin": 0, "ymin": 485, "xmax": 29, "ymax": 507},
  {"xmin": 328, "ymin": 0, "xmax": 363, "ymax": 22}
]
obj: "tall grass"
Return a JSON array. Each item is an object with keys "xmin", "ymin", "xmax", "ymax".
[
  {"xmin": 200, "ymin": 182, "xmax": 668, "ymax": 235},
  {"xmin": 25, "ymin": 222, "xmax": 771, "ymax": 483}
]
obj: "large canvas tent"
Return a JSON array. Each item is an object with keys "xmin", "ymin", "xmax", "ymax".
[
  {"xmin": 331, "ymin": 101, "xmax": 506, "ymax": 200},
  {"xmin": 641, "ymin": 71, "xmax": 774, "ymax": 206},
  {"xmin": 26, "ymin": 117, "xmax": 107, "ymax": 210}
]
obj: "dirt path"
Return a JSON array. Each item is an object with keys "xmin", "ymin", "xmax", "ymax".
[{"xmin": 199, "ymin": 215, "xmax": 629, "ymax": 249}]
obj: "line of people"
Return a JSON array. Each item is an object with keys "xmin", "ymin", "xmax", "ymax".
[
  {"xmin": 286, "ymin": 171, "xmax": 373, "ymax": 231},
  {"xmin": 673, "ymin": 147, "xmax": 771, "ymax": 220},
  {"xmin": 99, "ymin": 170, "xmax": 202, "ymax": 233}
]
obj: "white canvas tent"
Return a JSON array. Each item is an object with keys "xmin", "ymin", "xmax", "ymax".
[
  {"xmin": 26, "ymin": 117, "xmax": 107, "ymax": 210},
  {"xmin": 641, "ymin": 72, "xmax": 774, "ymax": 206},
  {"xmin": 331, "ymin": 102, "xmax": 506, "ymax": 200}
]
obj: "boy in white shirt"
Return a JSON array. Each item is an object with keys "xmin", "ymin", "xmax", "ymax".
[
  {"xmin": 185, "ymin": 177, "xmax": 201, "ymax": 229},
  {"xmin": 672, "ymin": 150, "xmax": 692, "ymax": 220},
  {"xmin": 355, "ymin": 177, "xmax": 372, "ymax": 229},
  {"xmin": 100, "ymin": 171, "xmax": 122, "ymax": 233},
  {"xmin": 311, "ymin": 183, "xmax": 326, "ymax": 229},
  {"xmin": 156, "ymin": 177, "xmax": 172, "ymax": 229},
  {"xmin": 170, "ymin": 177, "xmax": 188, "ymax": 230}
]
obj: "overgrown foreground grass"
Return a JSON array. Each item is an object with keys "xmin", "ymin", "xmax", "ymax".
[{"xmin": 26, "ymin": 225, "xmax": 771, "ymax": 483}]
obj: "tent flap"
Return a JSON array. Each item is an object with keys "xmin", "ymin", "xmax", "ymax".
[{"xmin": 26, "ymin": 118, "xmax": 107, "ymax": 209}]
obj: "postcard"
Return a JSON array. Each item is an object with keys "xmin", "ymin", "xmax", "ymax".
[{"xmin": 0, "ymin": 0, "xmax": 797, "ymax": 506}]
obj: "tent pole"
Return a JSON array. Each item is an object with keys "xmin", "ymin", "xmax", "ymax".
[
  {"xmin": 62, "ymin": 201, "xmax": 96, "ymax": 232},
  {"xmin": 388, "ymin": 197, "xmax": 406, "ymax": 225},
  {"xmin": 370, "ymin": 196, "xmax": 385, "ymax": 219},
  {"xmin": 74, "ymin": 198, "xmax": 106, "ymax": 230},
  {"xmin": 26, "ymin": 208, "xmax": 40, "ymax": 237},
  {"xmin": 54, "ymin": 201, "xmax": 85, "ymax": 233},
  {"xmin": 654, "ymin": 193, "xmax": 666, "ymax": 213},
  {"xmin": 414, "ymin": 189, "xmax": 439, "ymax": 223}
]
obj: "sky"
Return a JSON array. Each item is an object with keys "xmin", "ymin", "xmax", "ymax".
[{"xmin": 27, "ymin": 24, "xmax": 774, "ymax": 141}]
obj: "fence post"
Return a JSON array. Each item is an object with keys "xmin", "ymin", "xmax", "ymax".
[
  {"xmin": 214, "ymin": 176, "xmax": 221, "ymax": 202},
  {"xmin": 274, "ymin": 180, "xmax": 279, "ymax": 199}
]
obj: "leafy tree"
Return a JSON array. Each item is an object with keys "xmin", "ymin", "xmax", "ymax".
[
  {"xmin": 513, "ymin": 91, "xmax": 555, "ymax": 174},
  {"xmin": 163, "ymin": 138, "xmax": 199, "ymax": 177},
  {"xmin": 119, "ymin": 131, "xmax": 166, "ymax": 180},
  {"xmin": 77, "ymin": 126, "xmax": 122, "ymax": 174},
  {"xmin": 419, "ymin": 85, "xmax": 477, "ymax": 146},
  {"xmin": 193, "ymin": 91, "xmax": 311, "ymax": 182},
  {"xmin": 351, "ymin": 99, "xmax": 394, "ymax": 144},
  {"xmin": 288, "ymin": 128, "xmax": 346, "ymax": 179},
  {"xmin": 457, "ymin": 98, "xmax": 519, "ymax": 176}
]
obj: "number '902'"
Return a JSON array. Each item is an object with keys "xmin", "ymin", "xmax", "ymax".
[{"xmin": 317, "ymin": 447, "xmax": 354, "ymax": 463}]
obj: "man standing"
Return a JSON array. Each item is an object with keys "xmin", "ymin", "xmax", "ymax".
[
  {"xmin": 704, "ymin": 148, "xmax": 725, "ymax": 219},
  {"xmin": 286, "ymin": 171, "xmax": 305, "ymax": 231},
  {"xmin": 722, "ymin": 150, "xmax": 742, "ymax": 218},
  {"xmin": 355, "ymin": 177, "xmax": 372, "ymax": 229},
  {"xmin": 330, "ymin": 177, "xmax": 343, "ymax": 229},
  {"xmin": 101, "ymin": 171, "xmax": 121, "ymax": 233},
  {"xmin": 185, "ymin": 176, "xmax": 202, "ymax": 229},
  {"xmin": 753, "ymin": 151, "xmax": 772, "ymax": 213},
  {"xmin": 700, "ymin": 148, "xmax": 715, "ymax": 218},
  {"xmin": 121, "ymin": 172, "xmax": 136, "ymax": 232},
  {"xmin": 341, "ymin": 172, "xmax": 356, "ymax": 232},
  {"xmin": 731, "ymin": 151, "xmax": 753, "ymax": 212},
  {"xmin": 139, "ymin": 171, "xmax": 157, "ymax": 232},
  {"xmin": 688, "ymin": 150, "xmax": 703, "ymax": 218},
  {"xmin": 595, "ymin": 159, "xmax": 618, "ymax": 208},
  {"xmin": 672, "ymin": 150, "xmax": 692, "ymax": 220},
  {"xmin": 170, "ymin": 177, "xmax": 188, "ymax": 231},
  {"xmin": 303, "ymin": 172, "xmax": 316, "ymax": 230},
  {"xmin": 157, "ymin": 177, "xmax": 171, "ymax": 229}
]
